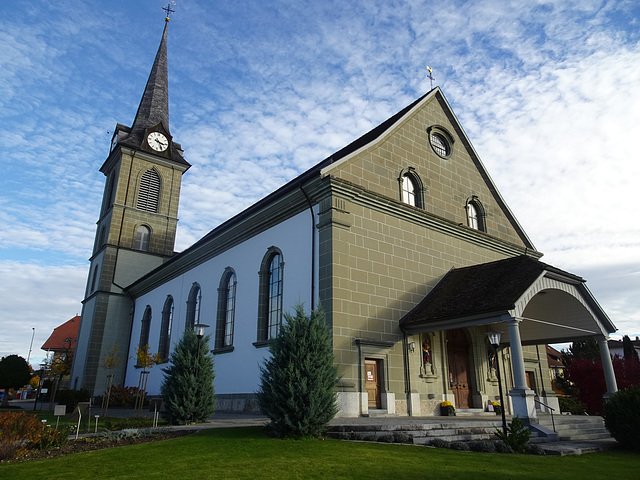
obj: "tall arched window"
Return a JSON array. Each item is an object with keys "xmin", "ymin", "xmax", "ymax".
[
  {"xmin": 159, "ymin": 296, "xmax": 174, "ymax": 361},
  {"xmin": 257, "ymin": 248, "xmax": 284, "ymax": 342},
  {"xmin": 139, "ymin": 306, "xmax": 152, "ymax": 350},
  {"xmin": 134, "ymin": 225, "xmax": 151, "ymax": 251},
  {"xmin": 215, "ymin": 269, "xmax": 237, "ymax": 350},
  {"xmin": 185, "ymin": 283, "xmax": 202, "ymax": 332},
  {"xmin": 90, "ymin": 266, "xmax": 99, "ymax": 293},
  {"xmin": 465, "ymin": 196, "xmax": 486, "ymax": 232},
  {"xmin": 398, "ymin": 167, "xmax": 424, "ymax": 208},
  {"xmin": 402, "ymin": 175, "xmax": 417, "ymax": 206},
  {"xmin": 137, "ymin": 169, "xmax": 161, "ymax": 213}
]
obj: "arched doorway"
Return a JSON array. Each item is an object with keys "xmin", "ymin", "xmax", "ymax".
[{"xmin": 447, "ymin": 329, "xmax": 473, "ymax": 408}]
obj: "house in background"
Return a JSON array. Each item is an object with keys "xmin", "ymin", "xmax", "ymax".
[
  {"xmin": 42, "ymin": 315, "xmax": 80, "ymax": 389},
  {"xmin": 608, "ymin": 337, "xmax": 640, "ymax": 359},
  {"xmin": 70, "ymin": 20, "xmax": 619, "ymax": 423}
]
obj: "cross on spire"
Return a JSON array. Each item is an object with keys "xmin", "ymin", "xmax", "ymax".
[
  {"xmin": 426, "ymin": 66, "xmax": 435, "ymax": 89},
  {"xmin": 162, "ymin": 2, "xmax": 176, "ymax": 21}
]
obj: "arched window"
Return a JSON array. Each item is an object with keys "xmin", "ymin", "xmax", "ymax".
[
  {"xmin": 215, "ymin": 269, "xmax": 237, "ymax": 350},
  {"xmin": 185, "ymin": 283, "xmax": 202, "ymax": 332},
  {"xmin": 137, "ymin": 169, "xmax": 161, "ymax": 213},
  {"xmin": 398, "ymin": 168, "xmax": 424, "ymax": 208},
  {"xmin": 139, "ymin": 306, "xmax": 152, "ymax": 350},
  {"xmin": 257, "ymin": 248, "xmax": 284, "ymax": 342},
  {"xmin": 465, "ymin": 196, "xmax": 486, "ymax": 232},
  {"xmin": 102, "ymin": 171, "xmax": 117, "ymax": 215},
  {"xmin": 402, "ymin": 175, "xmax": 417, "ymax": 206},
  {"xmin": 90, "ymin": 266, "xmax": 99, "ymax": 293},
  {"xmin": 158, "ymin": 296, "xmax": 174, "ymax": 361},
  {"xmin": 98, "ymin": 226, "xmax": 107, "ymax": 248},
  {"xmin": 134, "ymin": 225, "xmax": 151, "ymax": 251}
]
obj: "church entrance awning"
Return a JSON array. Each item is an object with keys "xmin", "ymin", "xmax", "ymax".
[
  {"xmin": 400, "ymin": 255, "xmax": 618, "ymax": 420},
  {"xmin": 399, "ymin": 255, "xmax": 616, "ymax": 345}
]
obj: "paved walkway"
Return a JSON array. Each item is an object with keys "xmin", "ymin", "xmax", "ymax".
[{"xmin": 7, "ymin": 400, "xmax": 618, "ymax": 455}]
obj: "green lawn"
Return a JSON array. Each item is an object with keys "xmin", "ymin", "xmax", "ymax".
[{"xmin": 1, "ymin": 426, "xmax": 638, "ymax": 479}]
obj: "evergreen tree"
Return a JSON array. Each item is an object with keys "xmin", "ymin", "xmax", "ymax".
[
  {"xmin": 161, "ymin": 329, "xmax": 215, "ymax": 424},
  {"xmin": 258, "ymin": 304, "xmax": 339, "ymax": 438}
]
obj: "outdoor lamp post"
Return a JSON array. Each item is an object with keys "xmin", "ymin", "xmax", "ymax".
[
  {"xmin": 193, "ymin": 323, "xmax": 209, "ymax": 379},
  {"xmin": 487, "ymin": 331, "xmax": 508, "ymax": 437}
]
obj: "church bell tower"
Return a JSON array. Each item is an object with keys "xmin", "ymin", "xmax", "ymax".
[{"xmin": 71, "ymin": 18, "xmax": 190, "ymax": 395}]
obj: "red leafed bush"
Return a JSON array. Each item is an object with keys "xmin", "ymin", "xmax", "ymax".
[
  {"xmin": 0, "ymin": 411, "xmax": 67, "ymax": 461},
  {"xmin": 107, "ymin": 385, "xmax": 147, "ymax": 407},
  {"xmin": 564, "ymin": 356, "xmax": 640, "ymax": 415}
]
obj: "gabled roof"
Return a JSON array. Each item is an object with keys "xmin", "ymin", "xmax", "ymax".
[
  {"xmin": 399, "ymin": 255, "xmax": 615, "ymax": 343},
  {"xmin": 41, "ymin": 315, "xmax": 80, "ymax": 352},
  {"xmin": 400, "ymin": 256, "xmax": 574, "ymax": 328},
  {"xmin": 128, "ymin": 88, "xmax": 534, "ymax": 293}
]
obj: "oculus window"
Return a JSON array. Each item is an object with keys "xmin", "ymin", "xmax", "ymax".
[{"xmin": 427, "ymin": 126, "xmax": 454, "ymax": 159}]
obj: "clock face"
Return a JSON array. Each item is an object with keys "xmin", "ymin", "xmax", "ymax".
[
  {"xmin": 147, "ymin": 132, "xmax": 169, "ymax": 152},
  {"xmin": 111, "ymin": 133, "xmax": 118, "ymax": 151}
]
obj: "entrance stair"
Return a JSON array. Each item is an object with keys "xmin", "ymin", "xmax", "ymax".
[{"xmin": 327, "ymin": 413, "xmax": 618, "ymax": 455}]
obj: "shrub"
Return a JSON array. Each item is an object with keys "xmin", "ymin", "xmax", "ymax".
[
  {"xmin": 494, "ymin": 416, "xmax": 530, "ymax": 453},
  {"xmin": 602, "ymin": 385, "xmax": 640, "ymax": 451},
  {"xmin": 429, "ymin": 438, "xmax": 450, "ymax": 449},
  {"xmin": 449, "ymin": 441, "xmax": 471, "ymax": 451},
  {"xmin": 0, "ymin": 411, "xmax": 67, "ymax": 461},
  {"xmin": 495, "ymin": 441, "xmax": 514, "ymax": 454},
  {"xmin": 257, "ymin": 304, "xmax": 339, "ymax": 438},
  {"xmin": 524, "ymin": 443, "xmax": 546, "ymax": 455},
  {"xmin": 108, "ymin": 385, "xmax": 147, "ymax": 408},
  {"xmin": 558, "ymin": 395, "xmax": 587, "ymax": 415},
  {"xmin": 468, "ymin": 440, "xmax": 496, "ymax": 453},
  {"xmin": 57, "ymin": 388, "xmax": 90, "ymax": 412}
]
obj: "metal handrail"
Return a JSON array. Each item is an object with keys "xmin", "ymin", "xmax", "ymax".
[{"xmin": 534, "ymin": 397, "xmax": 556, "ymax": 432}]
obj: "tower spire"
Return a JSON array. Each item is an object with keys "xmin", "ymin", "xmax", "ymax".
[{"xmin": 129, "ymin": 22, "xmax": 170, "ymax": 137}]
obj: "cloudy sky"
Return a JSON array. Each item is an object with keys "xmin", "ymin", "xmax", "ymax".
[{"xmin": 1, "ymin": 0, "xmax": 639, "ymax": 367}]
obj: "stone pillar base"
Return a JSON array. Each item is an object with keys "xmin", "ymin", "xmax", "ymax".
[
  {"xmin": 336, "ymin": 392, "xmax": 361, "ymax": 417},
  {"xmin": 408, "ymin": 393, "xmax": 421, "ymax": 416},
  {"xmin": 509, "ymin": 387, "xmax": 537, "ymax": 420}
]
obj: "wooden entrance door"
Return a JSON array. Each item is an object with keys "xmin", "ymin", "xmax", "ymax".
[
  {"xmin": 447, "ymin": 329, "xmax": 472, "ymax": 409},
  {"xmin": 365, "ymin": 359, "xmax": 382, "ymax": 408},
  {"xmin": 526, "ymin": 371, "xmax": 537, "ymax": 394}
]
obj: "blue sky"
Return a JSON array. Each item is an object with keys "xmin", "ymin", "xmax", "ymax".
[{"xmin": 1, "ymin": 0, "xmax": 639, "ymax": 367}]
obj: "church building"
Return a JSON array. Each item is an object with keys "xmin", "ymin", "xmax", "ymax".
[{"xmin": 71, "ymin": 20, "xmax": 618, "ymax": 421}]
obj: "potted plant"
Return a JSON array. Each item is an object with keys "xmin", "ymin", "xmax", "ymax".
[
  {"xmin": 440, "ymin": 401, "xmax": 456, "ymax": 416},
  {"xmin": 492, "ymin": 401, "xmax": 502, "ymax": 415}
]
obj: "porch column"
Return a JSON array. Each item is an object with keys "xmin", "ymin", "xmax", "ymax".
[
  {"xmin": 507, "ymin": 317, "xmax": 536, "ymax": 420},
  {"xmin": 597, "ymin": 336, "xmax": 618, "ymax": 399}
]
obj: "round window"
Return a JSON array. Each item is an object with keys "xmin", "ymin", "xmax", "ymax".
[{"xmin": 430, "ymin": 132, "xmax": 450, "ymax": 157}]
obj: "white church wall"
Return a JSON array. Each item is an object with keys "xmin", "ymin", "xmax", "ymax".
[{"xmin": 124, "ymin": 207, "xmax": 319, "ymax": 398}]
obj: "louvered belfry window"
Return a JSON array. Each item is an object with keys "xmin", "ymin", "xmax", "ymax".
[{"xmin": 137, "ymin": 169, "xmax": 160, "ymax": 213}]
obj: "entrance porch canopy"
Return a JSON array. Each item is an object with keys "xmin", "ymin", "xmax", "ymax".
[
  {"xmin": 399, "ymin": 255, "xmax": 616, "ymax": 346},
  {"xmin": 400, "ymin": 255, "xmax": 618, "ymax": 420}
]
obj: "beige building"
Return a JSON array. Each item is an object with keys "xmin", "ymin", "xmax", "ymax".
[{"xmin": 72, "ymin": 21, "xmax": 618, "ymax": 422}]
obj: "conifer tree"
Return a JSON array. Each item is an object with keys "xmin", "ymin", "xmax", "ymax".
[
  {"xmin": 161, "ymin": 329, "xmax": 215, "ymax": 424},
  {"xmin": 257, "ymin": 304, "xmax": 339, "ymax": 438}
]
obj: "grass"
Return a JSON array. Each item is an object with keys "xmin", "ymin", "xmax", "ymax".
[{"xmin": 1, "ymin": 426, "xmax": 638, "ymax": 479}]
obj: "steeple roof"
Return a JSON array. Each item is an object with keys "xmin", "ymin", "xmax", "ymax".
[
  {"xmin": 131, "ymin": 21, "xmax": 170, "ymax": 135},
  {"xmin": 118, "ymin": 20, "xmax": 188, "ymax": 166}
]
